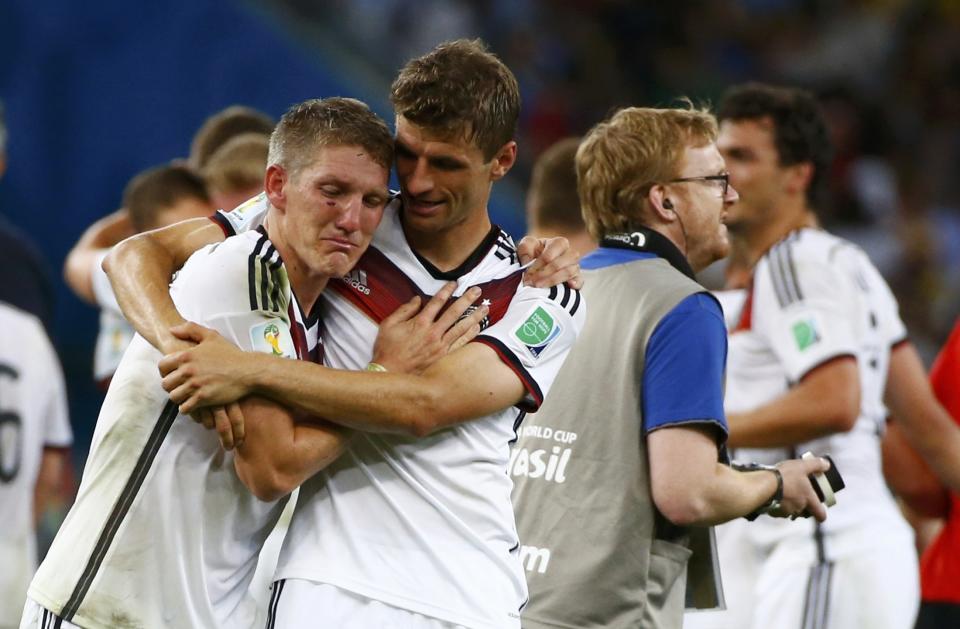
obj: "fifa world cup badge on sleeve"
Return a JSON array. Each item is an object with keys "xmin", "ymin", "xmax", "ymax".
[
  {"xmin": 250, "ymin": 319, "xmax": 297, "ymax": 358},
  {"xmin": 513, "ymin": 305, "xmax": 563, "ymax": 360},
  {"xmin": 789, "ymin": 312, "xmax": 823, "ymax": 352}
]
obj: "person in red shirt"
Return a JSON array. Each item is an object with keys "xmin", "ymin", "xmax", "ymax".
[{"xmin": 884, "ymin": 318, "xmax": 960, "ymax": 629}]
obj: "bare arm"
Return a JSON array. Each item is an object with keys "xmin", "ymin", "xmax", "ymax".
[
  {"xmin": 648, "ymin": 425, "xmax": 829, "ymax": 526},
  {"xmin": 727, "ymin": 356, "xmax": 860, "ymax": 448},
  {"xmin": 103, "ymin": 217, "xmax": 224, "ymax": 353},
  {"xmin": 233, "ymin": 396, "xmax": 348, "ymax": 501},
  {"xmin": 259, "ymin": 341, "xmax": 525, "ymax": 437},
  {"xmin": 881, "ymin": 417, "xmax": 949, "ymax": 518},
  {"xmin": 34, "ymin": 447, "xmax": 71, "ymax": 525},
  {"xmin": 163, "ymin": 336, "xmax": 524, "ymax": 438},
  {"xmin": 884, "ymin": 341, "xmax": 960, "ymax": 493},
  {"xmin": 63, "ymin": 209, "xmax": 134, "ymax": 304}
]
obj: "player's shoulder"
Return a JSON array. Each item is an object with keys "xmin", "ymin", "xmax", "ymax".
[
  {"xmin": 174, "ymin": 227, "xmax": 289, "ymax": 318},
  {"xmin": 213, "ymin": 192, "xmax": 270, "ymax": 236},
  {"xmin": 0, "ymin": 301, "xmax": 49, "ymax": 349},
  {"xmin": 756, "ymin": 228, "xmax": 852, "ymax": 301}
]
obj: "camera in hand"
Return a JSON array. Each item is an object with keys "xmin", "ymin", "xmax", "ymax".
[{"xmin": 802, "ymin": 451, "xmax": 845, "ymax": 507}]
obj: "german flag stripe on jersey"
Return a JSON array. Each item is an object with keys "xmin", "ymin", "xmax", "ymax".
[{"xmin": 247, "ymin": 227, "xmax": 287, "ymax": 315}]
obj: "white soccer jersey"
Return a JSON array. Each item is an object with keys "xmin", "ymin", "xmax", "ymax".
[
  {"xmin": 28, "ymin": 227, "xmax": 321, "ymax": 628},
  {"xmin": 0, "ymin": 303, "xmax": 71, "ymax": 626},
  {"xmin": 217, "ymin": 196, "xmax": 585, "ymax": 629},
  {"xmin": 723, "ymin": 227, "xmax": 909, "ymax": 550}
]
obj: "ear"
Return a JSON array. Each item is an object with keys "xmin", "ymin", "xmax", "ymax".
[
  {"xmin": 785, "ymin": 161, "xmax": 814, "ymax": 196},
  {"xmin": 646, "ymin": 184, "xmax": 675, "ymax": 223},
  {"xmin": 489, "ymin": 141, "xmax": 518, "ymax": 181},
  {"xmin": 264, "ymin": 164, "xmax": 288, "ymax": 211}
]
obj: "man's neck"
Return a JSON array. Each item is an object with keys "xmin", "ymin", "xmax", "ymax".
[
  {"xmin": 737, "ymin": 203, "xmax": 816, "ymax": 269},
  {"xmin": 403, "ymin": 211, "xmax": 493, "ymax": 273}
]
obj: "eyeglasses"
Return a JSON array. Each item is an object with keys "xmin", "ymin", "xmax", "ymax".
[{"xmin": 666, "ymin": 173, "xmax": 730, "ymax": 197}]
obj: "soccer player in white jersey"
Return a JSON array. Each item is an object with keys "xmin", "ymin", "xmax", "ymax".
[
  {"xmin": 21, "ymin": 97, "xmax": 422, "ymax": 629},
  {"xmin": 105, "ymin": 40, "xmax": 584, "ymax": 629},
  {"xmin": 0, "ymin": 303, "xmax": 71, "ymax": 629},
  {"xmin": 684, "ymin": 83, "xmax": 960, "ymax": 629}
]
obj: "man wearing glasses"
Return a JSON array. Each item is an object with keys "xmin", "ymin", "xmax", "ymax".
[{"xmin": 511, "ymin": 105, "xmax": 831, "ymax": 629}]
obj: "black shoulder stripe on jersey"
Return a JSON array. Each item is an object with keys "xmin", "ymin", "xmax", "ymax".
[
  {"xmin": 248, "ymin": 232, "xmax": 269, "ymax": 311},
  {"xmin": 61, "ymin": 401, "xmax": 179, "ymax": 621},
  {"xmin": 784, "ymin": 240, "xmax": 803, "ymax": 302},
  {"xmin": 769, "ymin": 240, "xmax": 803, "ymax": 308},
  {"xmin": 569, "ymin": 288, "xmax": 582, "ymax": 316},
  {"xmin": 767, "ymin": 248, "xmax": 789, "ymax": 308},
  {"xmin": 545, "ymin": 283, "xmax": 581, "ymax": 315},
  {"xmin": 268, "ymin": 256, "xmax": 284, "ymax": 312},
  {"xmin": 248, "ymin": 234, "xmax": 286, "ymax": 314}
]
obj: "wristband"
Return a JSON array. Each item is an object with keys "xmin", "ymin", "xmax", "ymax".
[
  {"xmin": 733, "ymin": 462, "xmax": 783, "ymax": 521},
  {"xmin": 365, "ymin": 362, "xmax": 388, "ymax": 372}
]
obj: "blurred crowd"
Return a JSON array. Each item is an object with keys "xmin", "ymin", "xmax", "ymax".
[{"xmin": 280, "ymin": 0, "xmax": 960, "ymax": 356}]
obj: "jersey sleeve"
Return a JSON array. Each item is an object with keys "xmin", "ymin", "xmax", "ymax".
[
  {"xmin": 752, "ymin": 246, "xmax": 858, "ymax": 383},
  {"xmin": 642, "ymin": 292, "xmax": 728, "ymax": 437},
  {"xmin": 209, "ymin": 193, "xmax": 270, "ymax": 237},
  {"xmin": 473, "ymin": 282, "xmax": 585, "ymax": 411},
  {"xmin": 170, "ymin": 235, "xmax": 298, "ymax": 358}
]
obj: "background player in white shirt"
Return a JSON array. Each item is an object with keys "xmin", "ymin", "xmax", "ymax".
[
  {"xmin": 686, "ymin": 83, "xmax": 960, "ymax": 629},
  {"xmin": 21, "ymin": 97, "xmax": 440, "ymax": 629},
  {"xmin": 105, "ymin": 40, "xmax": 583, "ymax": 629},
  {"xmin": 0, "ymin": 303, "xmax": 71, "ymax": 629}
]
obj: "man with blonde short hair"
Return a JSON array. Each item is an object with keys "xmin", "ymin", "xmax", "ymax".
[{"xmin": 511, "ymin": 106, "xmax": 833, "ymax": 628}]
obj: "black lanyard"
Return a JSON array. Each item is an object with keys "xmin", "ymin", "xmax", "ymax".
[{"xmin": 599, "ymin": 228, "xmax": 696, "ymax": 280}]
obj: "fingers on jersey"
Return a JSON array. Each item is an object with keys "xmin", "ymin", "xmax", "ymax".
[
  {"xmin": 372, "ymin": 283, "xmax": 484, "ymax": 374},
  {"xmin": 519, "ymin": 236, "xmax": 583, "ymax": 289},
  {"xmin": 169, "ymin": 320, "xmax": 218, "ymax": 345}
]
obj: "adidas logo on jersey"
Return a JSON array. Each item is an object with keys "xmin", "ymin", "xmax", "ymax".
[{"xmin": 342, "ymin": 269, "xmax": 370, "ymax": 295}]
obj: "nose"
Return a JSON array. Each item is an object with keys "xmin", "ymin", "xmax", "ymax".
[
  {"xmin": 725, "ymin": 183, "xmax": 740, "ymax": 204},
  {"xmin": 401, "ymin": 157, "xmax": 433, "ymax": 198},
  {"xmin": 335, "ymin": 194, "xmax": 362, "ymax": 232}
]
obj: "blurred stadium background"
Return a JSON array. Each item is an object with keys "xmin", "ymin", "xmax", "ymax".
[{"xmin": 2, "ymin": 0, "xmax": 960, "ymax": 469}]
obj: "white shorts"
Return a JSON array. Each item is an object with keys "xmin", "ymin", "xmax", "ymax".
[
  {"xmin": 18, "ymin": 599, "xmax": 81, "ymax": 629},
  {"xmin": 684, "ymin": 522, "xmax": 919, "ymax": 629},
  {"xmin": 268, "ymin": 580, "xmax": 467, "ymax": 629}
]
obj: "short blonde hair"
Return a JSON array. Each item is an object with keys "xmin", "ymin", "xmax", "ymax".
[
  {"xmin": 202, "ymin": 132, "xmax": 269, "ymax": 196},
  {"xmin": 268, "ymin": 97, "xmax": 393, "ymax": 176},
  {"xmin": 577, "ymin": 106, "xmax": 717, "ymax": 240}
]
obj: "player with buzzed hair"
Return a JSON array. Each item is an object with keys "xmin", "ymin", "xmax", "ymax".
[{"xmin": 21, "ymin": 97, "xmax": 467, "ymax": 629}]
